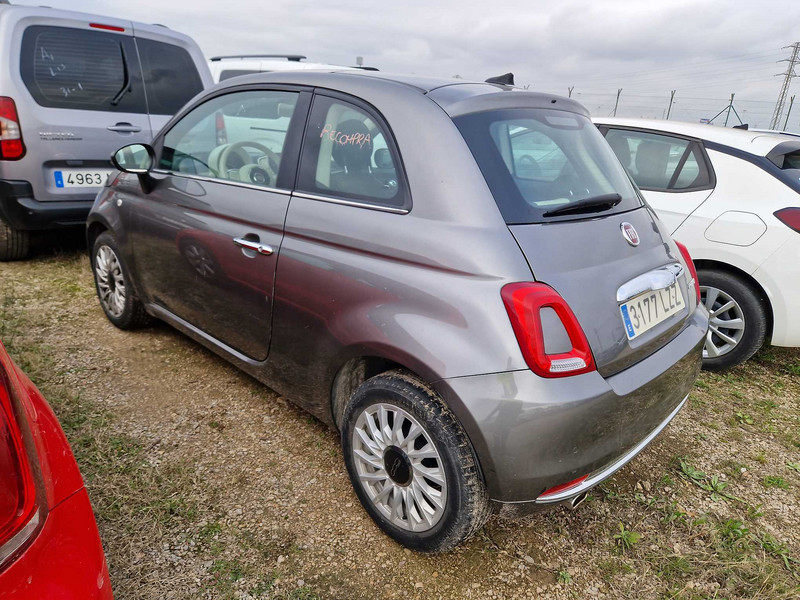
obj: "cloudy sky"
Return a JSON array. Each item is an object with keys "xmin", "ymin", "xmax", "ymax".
[{"xmin": 18, "ymin": 0, "xmax": 800, "ymax": 130}]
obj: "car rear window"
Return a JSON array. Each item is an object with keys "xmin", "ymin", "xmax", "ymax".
[
  {"xmin": 20, "ymin": 25, "xmax": 147, "ymax": 113},
  {"xmin": 136, "ymin": 39, "xmax": 204, "ymax": 115},
  {"xmin": 454, "ymin": 108, "xmax": 642, "ymax": 224}
]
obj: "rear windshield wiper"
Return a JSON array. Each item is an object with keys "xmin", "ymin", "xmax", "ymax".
[
  {"xmin": 110, "ymin": 43, "xmax": 131, "ymax": 106},
  {"xmin": 542, "ymin": 193, "xmax": 622, "ymax": 218}
]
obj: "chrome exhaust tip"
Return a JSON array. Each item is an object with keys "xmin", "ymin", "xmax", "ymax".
[{"xmin": 562, "ymin": 491, "xmax": 587, "ymax": 510}]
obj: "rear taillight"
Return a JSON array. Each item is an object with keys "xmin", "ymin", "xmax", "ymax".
[
  {"xmin": 215, "ymin": 111, "xmax": 227, "ymax": 146},
  {"xmin": 501, "ymin": 282, "xmax": 595, "ymax": 378},
  {"xmin": 674, "ymin": 241, "xmax": 700, "ymax": 303},
  {"xmin": 0, "ymin": 373, "xmax": 38, "ymax": 563},
  {"xmin": 0, "ymin": 97, "xmax": 25, "ymax": 161},
  {"xmin": 774, "ymin": 208, "xmax": 800, "ymax": 233},
  {"xmin": 538, "ymin": 475, "xmax": 589, "ymax": 500}
]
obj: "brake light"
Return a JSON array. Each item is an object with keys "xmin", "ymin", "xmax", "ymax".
[
  {"xmin": 89, "ymin": 23, "xmax": 125, "ymax": 32},
  {"xmin": 0, "ymin": 373, "xmax": 37, "ymax": 559},
  {"xmin": 0, "ymin": 97, "xmax": 25, "ymax": 160},
  {"xmin": 501, "ymin": 282, "xmax": 595, "ymax": 378},
  {"xmin": 774, "ymin": 208, "xmax": 800, "ymax": 233},
  {"xmin": 674, "ymin": 241, "xmax": 700, "ymax": 303},
  {"xmin": 215, "ymin": 112, "xmax": 227, "ymax": 145}
]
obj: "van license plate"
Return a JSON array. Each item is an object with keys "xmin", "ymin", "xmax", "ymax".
[
  {"xmin": 54, "ymin": 170, "xmax": 113, "ymax": 188},
  {"xmin": 620, "ymin": 282, "xmax": 684, "ymax": 340}
]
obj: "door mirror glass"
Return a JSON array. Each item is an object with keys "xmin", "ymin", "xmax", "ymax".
[{"xmin": 112, "ymin": 143, "xmax": 154, "ymax": 173}]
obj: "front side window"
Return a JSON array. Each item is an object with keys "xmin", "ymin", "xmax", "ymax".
[
  {"xmin": 297, "ymin": 95, "xmax": 407, "ymax": 208},
  {"xmin": 136, "ymin": 39, "xmax": 204, "ymax": 115},
  {"xmin": 160, "ymin": 90, "xmax": 299, "ymax": 189},
  {"xmin": 605, "ymin": 129, "xmax": 712, "ymax": 191},
  {"xmin": 455, "ymin": 108, "xmax": 641, "ymax": 224},
  {"xmin": 20, "ymin": 26, "xmax": 147, "ymax": 113}
]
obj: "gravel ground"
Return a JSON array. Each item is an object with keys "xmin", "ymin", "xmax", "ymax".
[{"xmin": 1, "ymin": 243, "xmax": 799, "ymax": 600}]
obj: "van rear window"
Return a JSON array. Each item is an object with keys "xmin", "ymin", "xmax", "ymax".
[
  {"xmin": 20, "ymin": 26, "xmax": 147, "ymax": 113},
  {"xmin": 136, "ymin": 39, "xmax": 204, "ymax": 115}
]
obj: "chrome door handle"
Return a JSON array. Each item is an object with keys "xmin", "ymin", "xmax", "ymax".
[
  {"xmin": 107, "ymin": 123, "xmax": 142, "ymax": 133},
  {"xmin": 233, "ymin": 237, "xmax": 274, "ymax": 255}
]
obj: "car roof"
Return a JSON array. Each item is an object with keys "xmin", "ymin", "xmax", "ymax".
[
  {"xmin": 214, "ymin": 70, "xmax": 592, "ymax": 118},
  {"xmin": 593, "ymin": 117, "xmax": 791, "ymax": 157}
]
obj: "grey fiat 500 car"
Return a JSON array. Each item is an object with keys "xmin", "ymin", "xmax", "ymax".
[{"xmin": 87, "ymin": 71, "xmax": 708, "ymax": 551}]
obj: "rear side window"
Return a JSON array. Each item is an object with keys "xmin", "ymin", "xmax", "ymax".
[
  {"xmin": 297, "ymin": 95, "xmax": 408, "ymax": 209},
  {"xmin": 20, "ymin": 26, "xmax": 147, "ymax": 113},
  {"xmin": 605, "ymin": 129, "xmax": 712, "ymax": 191},
  {"xmin": 455, "ymin": 108, "xmax": 641, "ymax": 224},
  {"xmin": 136, "ymin": 39, "xmax": 204, "ymax": 115}
]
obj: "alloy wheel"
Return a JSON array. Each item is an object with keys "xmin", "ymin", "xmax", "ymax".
[
  {"xmin": 351, "ymin": 403, "xmax": 447, "ymax": 532},
  {"xmin": 701, "ymin": 285, "xmax": 745, "ymax": 358},
  {"xmin": 95, "ymin": 245, "xmax": 127, "ymax": 318}
]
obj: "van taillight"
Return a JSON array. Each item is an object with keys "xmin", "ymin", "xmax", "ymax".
[
  {"xmin": 774, "ymin": 208, "xmax": 800, "ymax": 234},
  {"xmin": 215, "ymin": 112, "xmax": 227, "ymax": 145},
  {"xmin": 501, "ymin": 282, "xmax": 595, "ymax": 378},
  {"xmin": 0, "ymin": 374, "xmax": 38, "ymax": 563},
  {"xmin": 0, "ymin": 97, "xmax": 25, "ymax": 161},
  {"xmin": 674, "ymin": 241, "xmax": 700, "ymax": 303}
]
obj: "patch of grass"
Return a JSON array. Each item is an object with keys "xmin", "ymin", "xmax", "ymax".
[
  {"xmin": 658, "ymin": 555, "xmax": 693, "ymax": 579},
  {"xmin": 763, "ymin": 475, "xmax": 790, "ymax": 490},
  {"xmin": 717, "ymin": 519, "xmax": 750, "ymax": 547},
  {"xmin": 613, "ymin": 523, "xmax": 641, "ymax": 552}
]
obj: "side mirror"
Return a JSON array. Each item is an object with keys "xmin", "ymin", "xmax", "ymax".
[{"xmin": 111, "ymin": 143, "xmax": 155, "ymax": 193}]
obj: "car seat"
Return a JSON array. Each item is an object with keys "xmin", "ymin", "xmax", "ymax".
[
  {"xmin": 329, "ymin": 120, "xmax": 390, "ymax": 198},
  {"xmin": 634, "ymin": 141, "xmax": 670, "ymax": 189}
]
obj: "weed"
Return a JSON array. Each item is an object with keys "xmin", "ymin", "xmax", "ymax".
[
  {"xmin": 557, "ymin": 570, "xmax": 572, "ymax": 585},
  {"xmin": 763, "ymin": 475, "xmax": 790, "ymax": 490},
  {"xmin": 786, "ymin": 462, "xmax": 800, "ymax": 474},
  {"xmin": 613, "ymin": 523, "xmax": 641, "ymax": 551},
  {"xmin": 718, "ymin": 519, "xmax": 749, "ymax": 547},
  {"xmin": 735, "ymin": 411, "xmax": 754, "ymax": 425}
]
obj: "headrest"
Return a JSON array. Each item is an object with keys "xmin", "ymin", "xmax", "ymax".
[
  {"xmin": 331, "ymin": 119, "xmax": 373, "ymax": 171},
  {"xmin": 607, "ymin": 135, "xmax": 631, "ymax": 169}
]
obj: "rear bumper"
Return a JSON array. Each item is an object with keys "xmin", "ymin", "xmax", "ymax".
[
  {"xmin": 0, "ymin": 488, "xmax": 113, "ymax": 599},
  {"xmin": 433, "ymin": 306, "xmax": 706, "ymax": 505},
  {"xmin": 0, "ymin": 180, "xmax": 94, "ymax": 230},
  {"xmin": 753, "ymin": 233, "xmax": 800, "ymax": 347}
]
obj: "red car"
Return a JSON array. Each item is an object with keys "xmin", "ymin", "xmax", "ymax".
[{"xmin": 0, "ymin": 340, "xmax": 112, "ymax": 599}]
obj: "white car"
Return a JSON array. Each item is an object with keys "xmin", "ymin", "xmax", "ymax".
[
  {"xmin": 208, "ymin": 54, "xmax": 365, "ymax": 83},
  {"xmin": 594, "ymin": 118, "xmax": 800, "ymax": 369}
]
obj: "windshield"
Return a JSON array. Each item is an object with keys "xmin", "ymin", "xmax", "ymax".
[{"xmin": 454, "ymin": 108, "xmax": 642, "ymax": 224}]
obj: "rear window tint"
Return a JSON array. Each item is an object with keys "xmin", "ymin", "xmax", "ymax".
[
  {"xmin": 20, "ymin": 26, "xmax": 147, "ymax": 113},
  {"xmin": 136, "ymin": 39, "xmax": 204, "ymax": 115},
  {"xmin": 455, "ymin": 108, "xmax": 642, "ymax": 224}
]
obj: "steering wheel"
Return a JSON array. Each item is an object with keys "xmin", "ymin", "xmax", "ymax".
[{"xmin": 218, "ymin": 141, "xmax": 280, "ymax": 184}]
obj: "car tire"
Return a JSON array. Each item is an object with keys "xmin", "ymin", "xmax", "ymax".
[
  {"xmin": 91, "ymin": 231, "xmax": 152, "ymax": 330},
  {"xmin": 697, "ymin": 268, "xmax": 767, "ymax": 371},
  {"xmin": 341, "ymin": 370, "xmax": 490, "ymax": 552},
  {"xmin": 0, "ymin": 219, "xmax": 30, "ymax": 261}
]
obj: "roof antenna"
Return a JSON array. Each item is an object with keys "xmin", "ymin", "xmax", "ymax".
[
  {"xmin": 733, "ymin": 123, "xmax": 749, "ymax": 130},
  {"xmin": 485, "ymin": 73, "xmax": 515, "ymax": 86}
]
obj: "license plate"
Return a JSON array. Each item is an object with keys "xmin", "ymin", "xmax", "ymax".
[
  {"xmin": 53, "ymin": 169, "xmax": 112, "ymax": 188},
  {"xmin": 620, "ymin": 281, "xmax": 684, "ymax": 340}
]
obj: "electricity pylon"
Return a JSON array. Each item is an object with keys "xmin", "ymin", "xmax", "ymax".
[{"xmin": 769, "ymin": 42, "xmax": 800, "ymax": 130}]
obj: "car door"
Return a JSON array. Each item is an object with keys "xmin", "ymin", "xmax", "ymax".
[
  {"xmin": 16, "ymin": 21, "xmax": 153, "ymax": 202},
  {"xmin": 125, "ymin": 87, "xmax": 311, "ymax": 361},
  {"xmin": 601, "ymin": 128, "xmax": 715, "ymax": 233}
]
